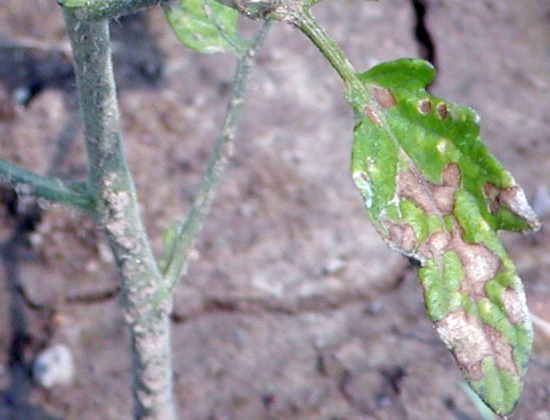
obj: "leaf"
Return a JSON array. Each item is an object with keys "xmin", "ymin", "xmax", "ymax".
[
  {"xmin": 350, "ymin": 58, "xmax": 539, "ymax": 416},
  {"xmin": 459, "ymin": 382, "xmax": 498, "ymax": 420},
  {"xmin": 158, "ymin": 221, "xmax": 181, "ymax": 275},
  {"xmin": 58, "ymin": 0, "xmax": 88, "ymax": 7},
  {"xmin": 164, "ymin": 0, "xmax": 246, "ymax": 54}
]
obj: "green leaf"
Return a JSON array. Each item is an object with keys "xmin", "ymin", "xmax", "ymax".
[
  {"xmin": 58, "ymin": 0, "xmax": 88, "ymax": 7},
  {"xmin": 159, "ymin": 221, "xmax": 181, "ymax": 275},
  {"xmin": 164, "ymin": 0, "xmax": 246, "ymax": 54},
  {"xmin": 350, "ymin": 58, "xmax": 539, "ymax": 416}
]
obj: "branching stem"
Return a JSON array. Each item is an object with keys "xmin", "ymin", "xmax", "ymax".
[
  {"xmin": 207, "ymin": 0, "xmax": 372, "ymax": 101},
  {"xmin": 0, "ymin": 159, "xmax": 93, "ymax": 210},
  {"xmin": 62, "ymin": 9, "xmax": 176, "ymax": 420},
  {"xmin": 60, "ymin": 0, "xmax": 173, "ymax": 21},
  {"xmin": 162, "ymin": 20, "xmax": 273, "ymax": 286},
  {"xmin": 292, "ymin": 9, "xmax": 374, "ymax": 107}
]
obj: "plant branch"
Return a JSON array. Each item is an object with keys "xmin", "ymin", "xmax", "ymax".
[
  {"xmin": 62, "ymin": 9, "xmax": 176, "ymax": 420},
  {"xmin": 294, "ymin": 10, "xmax": 361, "ymax": 92},
  {"xmin": 0, "ymin": 158, "xmax": 93, "ymax": 210},
  {"xmin": 162, "ymin": 20, "xmax": 272, "ymax": 287},
  {"xmin": 212, "ymin": 0, "xmax": 281, "ymax": 19},
  {"xmin": 211, "ymin": 0, "xmax": 371, "ymax": 100},
  {"xmin": 59, "ymin": 0, "xmax": 173, "ymax": 21},
  {"xmin": 292, "ymin": 9, "xmax": 387, "ymax": 133}
]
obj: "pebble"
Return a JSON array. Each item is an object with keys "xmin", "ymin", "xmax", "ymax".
[{"xmin": 33, "ymin": 344, "xmax": 75, "ymax": 388}]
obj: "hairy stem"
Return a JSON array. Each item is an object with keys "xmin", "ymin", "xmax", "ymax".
[
  {"xmin": 294, "ymin": 10, "xmax": 358, "ymax": 87},
  {"xmin": 0, "ymin": 159, "xmax": 92, "ymax": 210},
  {"xmin": 163, "ymin": 20, "xmax": 272, "ymax": 286},
  {"xmin": 212, "ymin": 0, "xmax": 280, "ymax": 19},
  {"xmin": 293, "ymin": 10, "xmax": 386, "ymax": 131},
  {"xmin": 62, "ymin": 10, "xmax": 176, "ymax": 420},
  {"xmin": 60, "ymin": 0, "xmax": 173, "ymax": 21}
]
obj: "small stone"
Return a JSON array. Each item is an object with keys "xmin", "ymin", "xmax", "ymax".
[
  {"xmin": 33, "ymin": 344, "xmax": 75, "ymax": 388},
  {"xmin": 364, "ymin": 301, "xmax": 383, "ymax": 315},
  {"xmin": 12, "ymin": 86, "xmax": 30, "ymax": 106},
  {"xmin": 322, "ymin": 258, "xmax": 346, "ymax": 275}
]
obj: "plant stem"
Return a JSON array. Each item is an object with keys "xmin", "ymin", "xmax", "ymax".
[
  {"xmin": 0, "ymin": 159, "xmax": 93, "ymax": 210},
  {"xmin": 210, "ymin": 0, "xmax": 370, "ymax": 100},
  {"xmin": 163, "ymin": 20, "xmax": 272, "ymax": 286},
  {"xmin": 212, "ymin": 0, "xmax": 279, "ymax": 20},
  {"xmin": 290, "ymin": 8, "xmax": 393, "ymax": 136},
  {"xmin": 62, "ymin": 9, "xmax": 176, "ymax": 420},
  {"xmin": 295, "ymin": 10, "xmax": 356, "ymax": 83},
  {"xmin": 60, "ymin": 0, "xmax": 173, "ymax": 21},
  {"xmin": 293, "ymin": 9, "xmax": 369, "ymax": 101}
]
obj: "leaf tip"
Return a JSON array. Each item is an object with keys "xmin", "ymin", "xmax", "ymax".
[{"xmin": 358, "ymin": 58, "xmax": 436, "ymax": 89}]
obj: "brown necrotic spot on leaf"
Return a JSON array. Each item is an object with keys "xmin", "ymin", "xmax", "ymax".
[
  {"xmin": 430, "ymin": 186, "xmax": 456, "ymax": 214},
  {"xmin": 364, "ymin": 105, "xmax": 380, "ymax": 125},
  {"xmin": 383, "ymin": 220, "xmax": 417, "ymax": 254},
  {"xmin": 397, "ymin": 164, "xmax": 461, "ymax": 216},
  {"xmin": 397, "ymin": 170, "xmax": 441, "ymax": 215},
  {"xmin": 417, "ymin": 98, "xmax": 431, "ymax": 115},
  {"xmin": 450, "ymin": 220, "xmax": 500, "ymax": 299},
  {"xmin": 436, "ymin": 309, "xmax": 517, "ymax": 380},
  {"xmin": 483, "ymin": 325, "xmax": 518, "ymax": 375},
  {"xmin": 372, "ymin": 86, "xmax": 396, "ymax": 109},
  {"xmin": 440, "ymin": 163, "xmax": 460, "ymax": 187},
  {"xmin": 429, "ymin": 163, "xmax": 461, "ymax": 214},
  {"xmin": 499, "ymin": 187, "xmax": 541, "ymax": 230},
  {"xmin": 501, "ymin": 288, "xmax": 529, "ymax": 325},
  {"xmin": 418, "ymin": 230, "xmax": 450, "ymax": 260},
  {"xmin": 436, "ymin": 309, "xmax": 492, "ymax": 380},
  {"xmin": 483, "ymin": 183, "xmax": 540, "ymax": 230},
  {"xmin": 483, "ymin": 182, "xmax": 502, "ymax": 214},
  {"xmin": 436, "ymin": 102, "xmax": 448, "ymax": 119}
]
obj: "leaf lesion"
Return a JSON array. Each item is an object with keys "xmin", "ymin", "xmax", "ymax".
[
  {"xmin": 396, "ymin": 162, "xmax": 459, "ymax": 217},
  {"xmin": 483, "ymin": 181, "xmax": 540, "ymax": 231},
  {"xmin": 351, "ymin": 58, "xmax": 539, "ymax": 415},
  {"xmin": 435, "ymin": 309, "xmax": 518, "ymax": 379}
]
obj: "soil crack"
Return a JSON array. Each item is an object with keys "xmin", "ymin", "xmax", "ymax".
[{"xmin": 411, "ymin": 0, "xmax": 436, "ymax": 65}]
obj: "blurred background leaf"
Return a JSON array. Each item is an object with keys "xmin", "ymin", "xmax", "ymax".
[{"xmin": 164, "ymin": 0, "xmax": 247, "ymax": 54}]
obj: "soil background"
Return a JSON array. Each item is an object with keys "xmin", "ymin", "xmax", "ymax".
[{"xmin": 1, "ymin": 0, "xmax": 550, "ymax": 419}]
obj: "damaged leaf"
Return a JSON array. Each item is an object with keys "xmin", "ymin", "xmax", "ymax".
[
  {"xmin": 164, "ymin": 0, "xmax": 246, "ymax": 54},
  {"xmin": 350, "ymin": 58, "xmax": 539, "ymax": 416}
]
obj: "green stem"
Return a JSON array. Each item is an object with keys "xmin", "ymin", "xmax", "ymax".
[
  {"xmin": 210, "ymin": 0, "xmax": 371, "ymax": 101},
  {"xmin": 292, "ymin": 8, "xmax": 394, "ymax": 137},
  {"xmin": 60, "ymin": 0, "xmax": 172, "ymax": 21},
  {"xmin": 294, "ymin": 9, "xmax": 368, "ymax": 100},
  {"xmin": 63, "ymin": 9, "xmax": 176, "ymax": 420},
  {"xmin": 296, "ymin": 10, "xmax": 356, "ymax": 84},
  {"xmin": 162, "ymin": 20, "xmax": 272, "ymax": 286},
  {"xmin": 0, "ymin": 158, "xmax": 92, "ymax": 210},
  {"xmin": 211, "ymin": 0, "xmax": 277, "ymax": 20}
]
